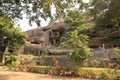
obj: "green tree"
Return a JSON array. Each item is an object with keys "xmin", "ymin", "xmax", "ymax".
[
  {"xmin": 89, "ymin": 0, "xmax": 120, "ymax": 32},
  {"xmin": 64, "ymin": 10, "xmax": 95, "ymax": 37},
  {"xmin": 61, "ymin": 10, "xmax": 94, "ymax": 65},
  {"xmin": 0, "ymin": 11, "xmax": 26, "ymax": 63},
  {"xmin": 61, "ymin": 30, "xmax": 93, "ymax": 65}
]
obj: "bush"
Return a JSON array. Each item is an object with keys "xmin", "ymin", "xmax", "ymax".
[
  {"xmin": 71, "ymin": 68, "xmax": 119, "ymax": 79},
  {"xmin": 71, "ymin": 68, "xmax": 96, "ymax": 78},
  {"xmin": 5, "ymin": 55, "xmax": 20, "ymax": 69},
  {"xmin": 5, "ymin": 55, "xmax": 17, "ymax": 65},
  {"xmin": 8, "ymin": 60, "xmax": 20, "ymax": 68},
  {"xmin": 30, "ymin": 66, "xmax": 52, "ymax": 74}
]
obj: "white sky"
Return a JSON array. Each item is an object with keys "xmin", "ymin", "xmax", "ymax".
[
  {"xmin": 18, "ymin": 18, "xmax": 50, "ymax": 31},
  {"xmin": 18, "ymin": 0, "xmax": 89, "ymax": 31}
]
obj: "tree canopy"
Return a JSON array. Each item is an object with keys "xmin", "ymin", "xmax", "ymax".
[
  {"xmin": 89, "ymin": 0, "xmax": 120, "ymax": 31},
  {"xmin": 0, "ymin": 0, "xmax": 86, "ymax": 26}
]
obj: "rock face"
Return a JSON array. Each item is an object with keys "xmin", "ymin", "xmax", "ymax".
[
  {"xmin": 26, "ymin": 22, "xmax": 75, "ymax": 47},
  {"xmin": 25, "ymin": 22, "xmax": 75, "ymax": 57}
]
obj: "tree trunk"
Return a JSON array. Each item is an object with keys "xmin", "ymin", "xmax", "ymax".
[
  {"xmin": 0, "ymin": 52, "xmax": 5, "ymax": 64},
  {"xmin": 0, "ymin": 46, "xmax": 6, "ymax": 64}
]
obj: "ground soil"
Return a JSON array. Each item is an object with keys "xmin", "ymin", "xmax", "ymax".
[
  {"xmin": 0, "ymin": 71, "xmax": 82, "ymax": 80},
  {"xmin": 0, "ymin": 66, "xmax": 89, "ymax": 80}
]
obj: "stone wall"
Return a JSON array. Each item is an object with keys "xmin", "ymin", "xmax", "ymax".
[
  {"xmin": 92, "ymin": 48, "xmax": 114, "ymax": 59},
  {"xmin": 35, "ymin": 55, "xmax": 77, "ymax": 68},
  {"xmin": 34, "ymin": 48, "xmax": 115, "ymax": 68}
]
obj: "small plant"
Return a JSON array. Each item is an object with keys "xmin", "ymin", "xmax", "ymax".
[
  {"xmin": 5, "ymin": 55, "xmax": 17, "ymax": 65},
  {"xmin": 5, "ymin": 55, "xmax": 20, "ymax": 69},
  {"xmin": 7, "ymin": 60, "xmax": 20, "ymax": 68},
  {"xmin": 30, "ymin": 66, "xmax": 52, "ymax": 74}
]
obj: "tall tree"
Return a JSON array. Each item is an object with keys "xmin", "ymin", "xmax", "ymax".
[
  {"xmin": 61, "ymin": 10, "xmax": 93, "ymax": 65},
  {"xmin": 0, "ymin": 11, "xmax": 26, "ymax": 63}
]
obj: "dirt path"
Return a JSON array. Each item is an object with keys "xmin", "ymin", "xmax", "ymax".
[{"xmin": 0, "ymin": 71, "xmax": 86, "ymax": 80}]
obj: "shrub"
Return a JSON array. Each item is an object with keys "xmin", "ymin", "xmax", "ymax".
[
  {"xmin": 71, "ymin": 68, "xmax": 119, "ymax": 79},
  {"xmin": 5, "ymin": 55, "xmax": 17, "ymax": 65},
  {"xmin": 71, "ymin": 68, "xmax": 96, "ymax": 78},
  {"xmin": 30, "ymin": 66, "xmax": 52, "ymax": 74},
  {"xmin": 5, "ymin": 55, "xmax": 20, "ymax": 69},
  {"xmin": 8, "ymin": 60, "xmax": 20, "ymax": 68}
]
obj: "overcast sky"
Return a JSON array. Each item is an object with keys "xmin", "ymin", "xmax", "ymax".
[{"xmin": 18, "ymin": 0, "xmax": 89, "ymax": 31}]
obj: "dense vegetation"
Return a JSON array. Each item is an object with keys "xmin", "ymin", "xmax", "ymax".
[
  {"xmin": 60, "ymin": 0, "xmax": 120, "ymax": 65},
  {"xmin": 0, "ymin": 0, "xmax": 85, "ymax": 26},
  {"xmin": 89, "ymin": 0, "xmax": 120, "ymax": 47},
  {"xmin": 61, "ymin": 10, "xmax": 94, "ymax": 65}
]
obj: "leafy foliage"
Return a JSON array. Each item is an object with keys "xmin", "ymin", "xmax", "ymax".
[
  {"xmin": 89, "ymin": 0, "xmax": 120, "ymax": 31},
  {"xmin": 0, "ymin": 11, "xmax": 26, "ymax": 62},
  {"xmin": 61, "ymin": 29, "xmax": 93, "ymax": 65},
  {"xmin": 64, "ymin": 10, "xmax": 84, "ymax": 26},
  {"xmin": 0, "ymin": 11, "xmax": 26, "ymax": 52},
  {"xmin": 0, "ymin": 0, "xmax": 87, "ymax": 26},
  {"xmin": 61, "ymin": 10, "xmax": 94, "ymax": 65},
  {"xmin": 5, "ymin": 55, "xmax": 20, "ymax": 68}
]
